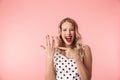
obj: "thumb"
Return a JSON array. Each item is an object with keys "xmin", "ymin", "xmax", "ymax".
[{"xmin": 40, "ymin": 45, "xmax": 46, "ymax": 49}]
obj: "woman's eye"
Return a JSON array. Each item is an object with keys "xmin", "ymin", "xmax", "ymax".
[
  {"xmin": 62, "ymin": 28, "xmax": 74, "ymax": 31},
  {"xmin": 63, "ymin": 29, "xmax": 66, "ymax": 31},
  {"xmin": 70, "ymin": 29, "xmax": 75, "ymax": 31}
]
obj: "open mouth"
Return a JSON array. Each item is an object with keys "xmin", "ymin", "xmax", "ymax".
[{"xmin": 65, "ymin": 36, "xmax": 72, "ymax": 43}]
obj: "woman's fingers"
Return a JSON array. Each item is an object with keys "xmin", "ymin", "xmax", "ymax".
[
  {"xmin": 48, "ymin": 35, "xmax": 51, "ymax": 46},
  {"xmin": 40, "ymin": 45, "xmax": 46, "ymax": 49},
  {"xmin": 46, "ymin": 35, "xmax": 48, "ymax": 47},
  {"xmin": 58, "ymin": 47, "xmax": 67, "ymax": 51},
  {"xmin": 44, "ymin": 35, "xmax": 55, "ymax": 53},
  {"xmin": 46, "ymin": 35, "xmax": 51, "ymax": 47},
  {"xmin": 51, "ymin": 36, "xmax": 55, "ymax": 49},
  {"xmin": 46, "ymin": 35, "xmax": 55, "ymax": 50}
]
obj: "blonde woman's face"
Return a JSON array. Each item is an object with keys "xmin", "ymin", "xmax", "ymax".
[{"xmin": 61, "ymin": 22, "xmax": 75, "ymax": 47}]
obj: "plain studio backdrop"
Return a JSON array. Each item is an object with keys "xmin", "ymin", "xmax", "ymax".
[{"xmin": 0, "ymin": 0, "xmax": 120, "ymax": 80}]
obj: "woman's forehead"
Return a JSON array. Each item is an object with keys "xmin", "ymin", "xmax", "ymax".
[{"xmin": 61, "ymin": 22, "xmax": 73, "ymax": 28}]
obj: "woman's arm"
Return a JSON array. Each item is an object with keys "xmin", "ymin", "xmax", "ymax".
[
  {"xmin": 41, "ymin": 35, "xmax": 56, "ymax": 80},
  {"xmin": 75, "ymin": 45, "xmax": 92, "ymax": 80},
  {"xmin": 45, "ymin": 56, "xmax": 55, "ymax": 80}
]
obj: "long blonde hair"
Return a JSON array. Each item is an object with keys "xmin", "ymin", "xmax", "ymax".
[{"xmin": 56, "ymin": 17, "xmax": 85, "ymax": 61}]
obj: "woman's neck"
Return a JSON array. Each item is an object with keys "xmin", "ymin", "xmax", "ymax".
[{"xmin": 65, "ymin": 45, "xmax": 74, "ymax": 49}]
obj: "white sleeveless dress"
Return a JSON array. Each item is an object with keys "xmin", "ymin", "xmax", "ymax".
[{"xmin": 54, "ymin": 51, "xmax": 84, "ymax": 80}]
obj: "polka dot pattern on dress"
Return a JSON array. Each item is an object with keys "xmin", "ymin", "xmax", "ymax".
[{"xmin": 54, "ymin": 52, "xmax": 81, "ymax": 80}]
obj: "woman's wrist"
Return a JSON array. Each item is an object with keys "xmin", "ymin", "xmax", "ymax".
[
  {"xmin": 46, "ymin": 56, "xmax": 54, "ymax": 64},
  {"xmin": 46, "ymin": 54, "xmax": 54, "ymax": 60}
]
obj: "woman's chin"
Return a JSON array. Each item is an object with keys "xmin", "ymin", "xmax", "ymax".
[{"xmin": 65, "ymin": 43, "xmax": 72, "ymax": 47}]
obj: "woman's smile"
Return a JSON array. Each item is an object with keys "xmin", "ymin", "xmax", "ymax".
[{"xmin": 65, "ymin": 36, "xmax": 72, "ymax": 43}]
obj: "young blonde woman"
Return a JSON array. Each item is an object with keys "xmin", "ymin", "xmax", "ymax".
[{"xmin": 41, "ymin": 17, "xmax": 92, "ymax": 80}]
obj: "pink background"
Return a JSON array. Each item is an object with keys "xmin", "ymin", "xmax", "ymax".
[{"xmin": 0, "ymin": 0, "xmax": 120, "ymax": 80}]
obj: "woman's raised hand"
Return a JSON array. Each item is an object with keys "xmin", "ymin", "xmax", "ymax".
[{"xmin": 40, "ymin": 35, "xmax": 55, "ymax": 58}]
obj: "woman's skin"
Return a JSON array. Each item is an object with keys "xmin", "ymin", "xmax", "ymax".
[{"xmin": 41, "ymin": 21, "xmax": 92, "ymax": 80}]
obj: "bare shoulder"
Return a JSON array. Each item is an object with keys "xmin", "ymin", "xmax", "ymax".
[
  {"xmin": 82, "ymin": 44, "xmax": 92, "ymax": 66},
  {"xmin": 82, "ymin": 44, "xmax": 92, "ymax": 56}
]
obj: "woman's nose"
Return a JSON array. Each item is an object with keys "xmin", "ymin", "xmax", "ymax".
[{"xmin": 66, "ymin": 30, "xmax": 70, "ymax": 35}]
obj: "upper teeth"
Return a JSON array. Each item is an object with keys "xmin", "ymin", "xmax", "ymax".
[
  {"xmin": 66, "ymin": 37, "xmax": 71, "ymax": 40},
  {"xmin": 66, "ymin": 36, "xmax": 71, "ymax": 38}
]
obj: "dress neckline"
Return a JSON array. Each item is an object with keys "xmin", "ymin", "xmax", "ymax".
[{"xmin": 55, "ymin": 52, "xmax": 75, "ymax": 61}]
